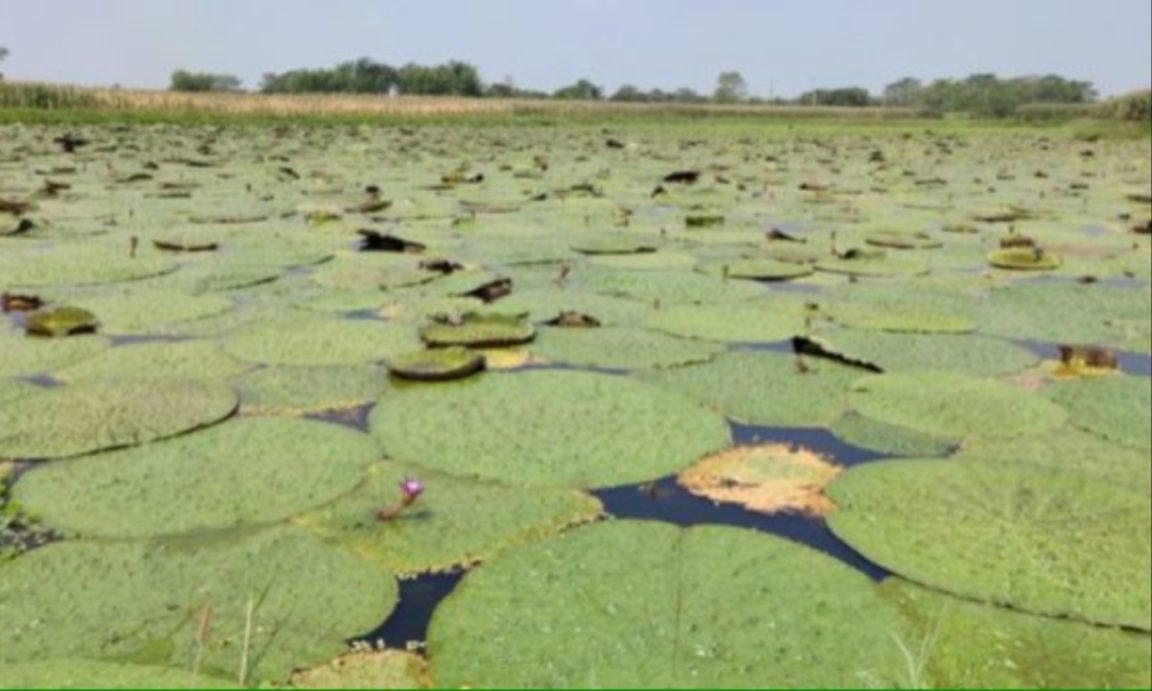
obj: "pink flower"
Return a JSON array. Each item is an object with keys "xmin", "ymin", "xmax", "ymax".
[{"xmin": 399, "ymin": 476, "xmax": 424, "ymax": 500}]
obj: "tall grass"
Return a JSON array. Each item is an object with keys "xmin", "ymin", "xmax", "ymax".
[{"xmin": 0, "ymin": 81, "xmax": 97, "ymax": 109}]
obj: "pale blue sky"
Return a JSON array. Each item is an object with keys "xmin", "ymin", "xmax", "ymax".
[{"xmin": 1, "ymin": 0, "xmax": 1149, "ymax": 97}]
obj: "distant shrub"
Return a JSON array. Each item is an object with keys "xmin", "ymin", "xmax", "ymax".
[
  {"xmin": 1098, "ymin": 90, "xmax": 1152, "ymax": 121},
  {"xmin": 1015, "ymin": 102, "xmax": 1098, "ymax": 122},
  {"xmin": 0, "ymin": 82, "xmax": 97, "ymax": 109}
]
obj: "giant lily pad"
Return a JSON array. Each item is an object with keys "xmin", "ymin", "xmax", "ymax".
[
  {"xmin": 956, "ymin": 426, "xmax": 1151, "ymax": 492},
  {"xmin": 387, "ymin": 347, "xmax": 486, "ymax": 381},
  {"xmin": 0, "ymin": 379, "xmax": 237, "ymax": 459},
  {"xmin": 226, "ymin": 316, "xmax": 421, "ymax": 366},
  {"xmin": 0, "ymin": 527, "xmax": 396, "ymax": 684},
  {"xmin": 641, "ymin": 352, "xmax": 861, "ymax": 427},
  {"xmin": 15, "ymin": 417, "xmax": 381, "ymax": 538},
  {"xmin": 645, "ymin": 301, "xmax": 806, "ymax": 343},
  {"xmin": 289, "ymin": 650, "xmax": 428, "ymax": 690},
  {"xmin": 0, "ymin": 334, "xmax": 107, "ymax": 378},
  {"xmin": 826, "ymin": 459, "xmax": 1152, "ymax": 629},
  {"xmin": 24, "ymin": 306, "xmax": 98, "ymax": 337},
  {"xmin": 428, "ymin": 521, "xmax": 909, "ymax": 688},
  {"xmin": 808, "ymin": 330, "xmax": 1039, "ymax": 376},
  {"xmin": 0, "ymin": 244, "xmax": 177, "ymax": 287},
  {"xmin": 419, "ymin": 313, "xmax": 536, "ymax": 348},
  {"xmin": 1044, "ymin": 376, "xmax": 1152, "ymax": 452},
  {"xmin": 369, "ymin": 370, "xmax": 730, "ymax": 488},
  {"xmin": 829, "ymin": 412, "xmax": 957, "ymax": 457},
  {"xmin": 0, "ymin": 660, "xmax": 239, "ymax": 689},
  {"xmin": 696, "ymin": 259, "xmax": 814, "ymax": 281},
  {"xmin": 583, "ymin": 269, "xmax": 765, "ymax": 304},
  {"xmin": 879, "ymin": 578, "xmax": 1152, "ymax": 689},
  {"xmin": 235, "ymin": 363, "xmax": 389, "ymax": 415},
  {"xmin": 987, "ymin": 248, "xmax": 1062, "ymax": 270},
  {"xmin": 54, "ymin": 340, "xmax": 251, "ymax": 383},
  {"xmin": 848, "ymin": 371, "xmax": 1068, "ymax": 439},
  {"xmin": 72, "ymin": 289, "xmax": 233, "ymax": 333},
  {"xmin": 295, "ymin": 462, "xmax": 601, "ymax": 574},
  {"xmin": 534, "ymin": 326, "xmax": 721, "ymax": 370}
]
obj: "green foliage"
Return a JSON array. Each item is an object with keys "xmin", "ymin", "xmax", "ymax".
[
  {"xmin": 429, "ymin": 521, "xmax": 910, "ymax": 688},
  {"xmin": 908, "ymin": 72, "xmax": 1097, "ymax": 118},
  {"xmin": 1099, "ymin": 89, "xmax": 1152, "ymax": 121},
  {"xmin": 0, "ymin": 659, "xmax": 240, "ymax": 689},
  {"xmin": 552, "ymin": 78, "xmax": 603, "ymax": 101},
  {"xmin": 169, "ymin": 69, "xmax": 243, "ymax": 93},
  {"xmin": 260, "ymin": 57, "xmax": 481, "ymax": 97},
  {"xmin": 712, "ymin": 70, "xmax": 749, "ymax": 103},
  {"xmin": 0, "ymin": 81, "xmax": 97, "ymax": 109},
  {"xmin": 827, "ymin": 458, "xmax": 1152, "ymax": 629},
  {"xmin": 799, "ymin": 86, "xmax": 872, "ymax": 107}
]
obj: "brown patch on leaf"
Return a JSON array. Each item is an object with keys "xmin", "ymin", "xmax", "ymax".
[
  {"xmin": 1, "ymin": 293, "xmax": 43, "ymax": 313},
  {"xmin": 460, "ymin": 277, "xmax": 512, "ymax": 303},
  {"xmin": 545, "ymin": 311, "xmax": 601, "ymax": 328},
  {"xmin": 677, "ymin": 443, "xmax": 841, "ymax": 516},
  {"xmin": 1052, "ymin": 346, "xmax": 1119, "ymax": 379},
  {"xmin": 289, "ymin": 647, "xmax": 430, "ymax": 689}
]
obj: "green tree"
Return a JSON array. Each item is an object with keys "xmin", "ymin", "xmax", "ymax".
[
  {"xmin": 798, "ymin": 87, "xmax": 872, "ymax": 107},
  {"xmin": 0, "ymin": 46, "xmax": 8, "ymax": 79},
  {"xmin": 609, "ymin": 84, "xmax": 646, "ymax": 102},
  {"xmin": 713, "ymin": 71, "xmax": 748, "ymax": 103},
  {"xmin": 883, "ymin": 77, "xmax": 922, "ymax": 106},
  {"xmin": 169, "ymin": 70, "xmax": 243, "ymax": 92},
  {"xmin": 553, "ymin": 79, "xmax": 603, "ymax": 100}
]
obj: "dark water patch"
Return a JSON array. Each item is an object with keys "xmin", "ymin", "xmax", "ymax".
[
  {"xmin": 344, "ymin": 308, "xmax": 386, "ymax": 321},
  {"xmin": 1010, "ymin": 274, "xmax": 1148, "ymax": 289},
  {"xmin": 20, "ymin": 373, "xmax": 64, "ymax": 388},
  {"xmin": 355, "ymin": 570, "xmax": 465, "ymax": 649},
  {"xmin": 727, "ymin": 339, "xmax": 795, "ymax": 355},
  {"xmin": 728, "ymin": 422, "xmax": 889, "ymax": 467},
  {"xmin": 518, "ymin": 361, "xmax": 630, "ymax": 376},
  {"xmin": 594, "ymin": 477, "xmax": 889, "ymax": 581},
  {"xmin": 1012, "ymin": 339, "xmax": 1152, "ymax": 377},
  {"xmin": 307, "ymin": 403, "xmax": 375, "ymax": 432},
  {"xmin": 761, "ymin": 280, "xmax": 823, "ymax": 294},
  {"xmin": 108, "ymin": 333, "xmax": 197, "ymax": 347}
]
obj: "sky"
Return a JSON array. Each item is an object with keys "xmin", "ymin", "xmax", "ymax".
[{"xmin": 1, "ymin": 0, "xmax": 1149, "ymax": 97}]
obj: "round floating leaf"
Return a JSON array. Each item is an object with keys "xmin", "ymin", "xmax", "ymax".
[
  {"xmin": 975, "ymin": 283, "xmax": 1151, "ymax": 344},
  {"xmin": 0, "ymin": 379, "xmax": 42, "ymax": 405},
  {"xmin": 420, "ymin": 314, "xmax": 536, "ymax": 348},
  {"xmin": 235, "ymin": 363, "xmax": 389, "ymax": 415},
  {"xmin": 492, "ymin": 289, "xmax": 650, "ymax": 326},
  {"xmin": 641, "ymin": 352, "xmax": 861, "ymax": 427},
  {"xmin": 0, "ymin": 379, "xmax": 237, "ymax": 459},
  {"xmin": 988, "ymin": 248, "xmax": 1062, "ymax": 270},
  {"xmin": 55, "ymin": 340, "xmax": 251, "ymax": 383},
  {"xmin": 678, "ymin": 443, "xmax": 841, "ymax": 515},
  {"xmin": 645, "ymin": 301, "xmax": 806, "ymax": 343},
  {"xmin": 0, "ymin": 528, "xmax": 396, "ymax": 684},
  {"xmin": 826, "ymin": 459, "xmax": 1152, "ymax": 629},
  {"xmin": 24, "ymin": 306, "xmax": 98, "ymax": 337},
  {"xmin": 811, "ymin": 330, "xmax": 1039, "ymax": 377},
  {"xmin": 956, "ymin": 426, "xmax": 1151, "ymax": 492},
  {"xmin": 696, "ymin": 259, "xmax": 814, "ymax": 281},
  {"xmin": 864, "ymin": 231, "xmax": 943, "ymax": 250},
  {"xmin": 1044, "ymin": 376, "xmax": 1152, "ymax": 452},
  {"xmin": 583, "ymin": 268, "xmax": 765, "ymax": 304},
  {"xmin": 429, "ymin": 521, "xmax": 908, "ymax": 688},
  {"xmin": 289, "ymin": 650, "xmax": 428, "ymax": 690},
  {"xmin": 534, "ymin": 326, "xmax": 722, "ymax": 370},
  {"xmin": 16, "ymin": 417, "xmax": 381, "ymax": 538},
  {"xmin": 388, "ymin": 347, "xmax": 485, "ymax": 381},
  {"xmin": 588, "ymin": 251, "xmax": 697, "ymax": 270},
  {"xmin": 0, "ymin": 660, "xmax": 240, "ymax": 689},
  {"xmin": 825, "ymin": 301, "xmax": 975, "ymax": 333},
  {"xmin": 0, "ymin": 243, "xmax": 177, "ymax": 286},
  {"xmin": 816, "ymin": 255, "xmax": 930, "ymax": 278},
  {"xmin": 369, "ymin": 370, "xmax": 730, "ymax": 488},
  {"xmin": 295, "ymin": 463, "xmax": 601, "ymax": 574},
  {"xmin": 570, "ymin": 237, "xmax": 657, "ymax": 255},
  {"xmin": 72, "ymin": 289, "xmax": 233, "ymax": 333},
  {"xmin": 849, "ymin": 371, "xmax": 1068, "ymax": 439},
  {"xmin": 226, "ymin": 317, "xmax": 421, "ymax": 366},
  {"xmin": 879, "ymin": 578, "xmax": 1152, "ymax": 689},
  {"xmin": 0, "ymin": 334, "xmax": 107, "ymax": 378},
  {"xmin": 830, "ymin": 412, "xmax": 957, "ymax": 457}
]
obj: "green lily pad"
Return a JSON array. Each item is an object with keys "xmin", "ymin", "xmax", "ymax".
[
  {"xmin": 696, "ymin": 259, "xmax": 814, "ymax": 281},
  {"xmin": 956, "ymin": 426, "xmax": 1151, "ymax": 492},
  {"xmin": 54, "ymin": 340, "xmax": 251, "ymax": 383},
  {"xmin": 72, "ymin": 289, "xmax": 234, "ymax": 333},
  {"xmin": 849, "ymin": 371, "xmax": 1068, "ymax": 439},
  {"xmin": 809, "ymin": 330, "xmax": 1039, "ymax": 376},
  {"xmin": 0, "ymin": 527, "xmax": 396, "ymax": 684},
  {"xmin": 878, "ymin": 578, "xmax": 1152, "ymax": 689},
  {"xmin": 16, "ymin": 417, "xmax": 381, "ymax": 538},
  {"xmin": 428, "ymin": 521, "xmax": 909, "ymax": 688},
  {"xmin": 226, "ymin": 317, "xmax": 421, "ymax": 366},
  {"xmin": 420, "ymin": 313, "xmax": 536, "ymax": 348},
  {"xmin": 975, "ymin": 283, "xmax": 1151, "ymax": 344},
  {"xmin": 0, "ymin": 379, "xmax": 42, "ymax": 405},
  {"xmin": 677, "ymin": 443, "xmax": 841, "ymax": 515},
  {"xmin": 387, "ymin": 347, "xmax": 486, "ymax": 381},
  {"xmin": 0, "ymin": 379, "xmax": 237, "ymax": 459},
  {"xmin": 534, "ymin": 326, "xmax": 721, "ymax": 370},
  {"xmin": 645, "ymin": 301, "xmax": 806, "ymax": 343},
  {"xmin": 641, "ymin": 352, "xmax": 861, "ymax": 427},
  {"xmin": 864, "ymin": 231, "xmax": 943, "ymax": 250},
  {"xmin": 294, "ymin": 462, "xmax": 601, "ymax": 574},
  {"xmin": 570, "ymin": 237, "xmax": 657, "ymax": 255},
  {"xmin": 289, "ymin": 650, "xmax": 428, "ymax": 690},
  {"xmin": 1044, "ymin": 376, "xmax": 1152, "ymax": 452},
  {"xmin": 816, "ymin": 255, "xmax": 930, "ymax": 278},
  {"xmin": 0, "ymin": 243, "xmax": 177, "ymax": 287},
  {"xmin": 235, "ymin": 363, "xmax": 389, "ymax": 415},
  {"xmin": 583, "ymin": 269, "xmax": 765, "ymax": 304},
  {"xmin": 0, "ymin": 659, "xmax": 239, "ymax": 689},
  {"xmin": 0, "ymin": 334, "xmax": 107, "ymax": 378},
  {"xmin": 825, "ymin": 301, "xmax": 975, "ymax": 333},
  {"xmin": 369, "ymin": 370, "xmax": 730, "ymax": 488},
  {"xmin": 988, "ymin": 248, "xmax": 1062, "ymax": 270},
  {"xmin": 826, "ymin": 459, "xmax": 1152, "ymax": 629},
  {"xmin": 830, "ymin": 412, "xmax": 958, "ymax": 457},
  {"xmin": 25, "ymin": 306, "xmax": 98, "ymax": 337},
  {"xmin": 491, "ymin": 289, "xmax": 650, "ymax": 326}
]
